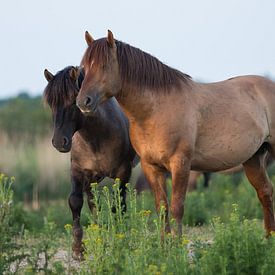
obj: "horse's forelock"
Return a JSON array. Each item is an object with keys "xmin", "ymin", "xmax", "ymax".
[
  {"xmin": 43, "ymin": 67, "xmax": 79, "ymax": 111},
  {"xmin": 81, "ymin": 38, "xmax": 110, "ymax": 69}
]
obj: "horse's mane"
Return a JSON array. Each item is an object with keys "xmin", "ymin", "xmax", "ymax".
[
  {"xmin": 81, "ymin": 38, "xmax": 191, "ymax": 93},
  {"xmin": 43, "ymin": 66, "xmax": 84, "ymax": 110}
]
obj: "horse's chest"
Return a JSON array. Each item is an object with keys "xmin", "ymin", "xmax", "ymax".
[
  {"xmin": 72, "ymin": 144, "xmax": 120, "ymax": 178},
  {"xmin": 129, "ymin": 123, "xmax": 177, "ymax": 164}
]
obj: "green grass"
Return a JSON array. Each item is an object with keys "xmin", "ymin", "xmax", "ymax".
[
  {"xmin": 2, "ymin": 174, "xmax": 275, "ymax": 274},
  {"xmin": 79, "ymin": 182, "xmax": 275, "ymax": 274}
]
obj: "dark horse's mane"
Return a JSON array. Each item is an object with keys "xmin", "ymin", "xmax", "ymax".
[
  {"xmin": 81, "ymin": 38, "xmax": 191, "ymax": 93},
  {"xmin": 43, "ymin": 66, "xmax": 84, "ymax": 110}
]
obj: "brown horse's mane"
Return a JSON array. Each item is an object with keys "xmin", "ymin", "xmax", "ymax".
[
  {"xmin": 43, "ymin": 66, "xmax": 84, "ymax": 110},
  {"xmin": 81, "ymin": 38, "xmax": 191, "ymax": 92}
]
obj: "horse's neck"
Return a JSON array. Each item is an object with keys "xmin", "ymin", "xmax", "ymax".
[
  {"xmin": 117, "ymin": 84, "xmax": 190, "ymax": 122},
  {"xmin": 78, "ymin": 108, "xmax": 107, "ymax": 140},
  {"xmin": 117, "ymin": 87, "xmax": 156, "ymax": 122}
]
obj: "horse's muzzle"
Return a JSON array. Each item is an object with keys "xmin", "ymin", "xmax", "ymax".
[
  {"xmin": 76, "ymin": 94, "xmax": 100, "ymax": 114},
  {"xmin": 52, "ymin": 136, "xmax": 72, "ymax": 153}
]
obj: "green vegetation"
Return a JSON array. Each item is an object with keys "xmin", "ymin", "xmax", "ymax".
[
  {"xmin": 2, "ymin": 175, "xmax": 275, "ymax": 274},
  {"xmin": 2, "ymin": 93, "xmax": 275, "ymax": 274},
  {"xmin": 0, "ymin": 174, "xmax": 19, "ymax": 274},
  {"xmin": 0, "ymin": 93, "xmax": 70, "ymax": 202},
  {"xmin": 0, "ymin": 92, "xmax": 51, "ymax": 142}
]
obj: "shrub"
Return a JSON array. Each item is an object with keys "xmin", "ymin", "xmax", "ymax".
[
  {"xmin": 22, "ymin": 219, "xmax": 65, "ymax": 274},
  {"xmin": 80, "ymin": 182, "xmax": 275, "ymax": 274},
  {"xmin": 0, "ymin": 174, "xmax": 25, "ymax": 274},
  {"xmin": 81, "ymin": 182, "xmax": 191, "ymax": 274},
  {"xmin": 196, "ymin": 204, "xmax": 273, "ymax": 275},
  {"xmin": 184, "ymin": 174, "xmax": 263, "ymax": 226}
]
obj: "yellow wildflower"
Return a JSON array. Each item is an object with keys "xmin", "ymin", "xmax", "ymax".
[
  {"xmin": 114, "ymin": 178, "xmax": 121, "ymax": 185},
  {"xmin": 182, "ymin": 239, "xmax": 190, "ymax": 246},
  {"xmin": 89, "ymin": 223, "xmax": 100, "ymax": 231},
  {"xmin": 160, "ymin": 263, "xmax": 167, "ymax": 273},
  {"xmin": 140, "ymin": 210, "xmax": 152, "ymax": 217},
  {"xmin": 96, "ymin": 237, "xmax": 102, "ymax": 244},
  {"xmin": 103, "ymin": 186, "xmax": 109, "ymax": 192},
  {"xmin": 147, "ymin": 264, "xmax": 159, "ymax": 274},
  {"xmin": 90, "ymin": 182, "xmax": 98, "ymax": 187},
  {"xmin": 115, "ymin": 233, "xmax": 125, "ymax": 239},
  {"xmin": 113, "ymin": 182, "xmax": 119, "ymax": 189},
  {"xmin": 64, "ymin": 224, "xmax": 72, "ymax": 231}
]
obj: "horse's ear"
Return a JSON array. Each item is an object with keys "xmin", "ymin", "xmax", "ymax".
[
  {"xmin": 85, "ymin": 31, "xmax": 94, "ymax": 46},
  {"xmin": 69, "ymin": 67, "xmax": 78, "ymax": 81},
  {"xmin": 44, "ymin": 69, "xmax": 54, "ymax": 82},
  {"xmin": 107, "ymin": 30, "xmax": 115, "ymax": 48}
]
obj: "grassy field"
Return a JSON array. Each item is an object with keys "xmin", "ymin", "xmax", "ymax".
[{"xmin": 2, "ymin": 172, "xmax": 275, "ymax": 274}]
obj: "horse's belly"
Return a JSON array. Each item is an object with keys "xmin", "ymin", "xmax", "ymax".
[
  {"xmin": 191, "ymin": 132, "xmax": 266, "ymax": 172},
  {"xmin": 192, "ymin": 101, "xmax": 270, "ymax": 171}
]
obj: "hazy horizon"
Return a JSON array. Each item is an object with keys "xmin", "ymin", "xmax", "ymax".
[{"xmin": 1, "ymin": 0, "xmax": 275, "ymax": 99}]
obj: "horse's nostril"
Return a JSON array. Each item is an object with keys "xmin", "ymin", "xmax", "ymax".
[
  {"xmin": 63, "ymin": 136, "xmax": 69, "ymax": 146},
  {"xmin": 84, "ymin": 96, "xmax": 92, "ymax": 107}
]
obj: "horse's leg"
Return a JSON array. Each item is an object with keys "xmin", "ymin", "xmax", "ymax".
[
  {"xmin": 69, "ymin": 173, "xmax": 84, "ymax": 260},
  {"xmin": 187, "ymin": 171, "xmax": 202, "ymax": 191},
  {"xmin": 243, "ymin": 150, "xmax": 275, "ymax": 235},
  {"xmin": 170, "ymin": 154, "xmax": 191, "ymax": 236},
  {"xmin": 113, "ymin": 161, "xmax": 132, "ymax": 213},
  {"xmin": 84, "ymin": 182, "xmax": 95, "ymax": 214},
  {"xmin": 203, "ymin": 172, "xmax": 211, "ymax": 188},
  {"xmin": 141, "ymin": 160, "xmax": 170, "ymax": 232},
  {"xmin": 135, "ymin": 170, "xmax": 151, "ymax": 194}
]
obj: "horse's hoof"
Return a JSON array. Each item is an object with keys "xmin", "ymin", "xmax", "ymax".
[
  {"xmin": 72, "ymin": 250, "xmax": 84, "ymax": 261},
  {"xmin": 265, "ymin": 230, "xmax": 275, "ymax": 238}
]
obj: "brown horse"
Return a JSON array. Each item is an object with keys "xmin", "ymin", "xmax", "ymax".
[
  {"xmin": 43, "ymin": 66, "xmax": 136, "ymax": 258},
  {"xmin": 76, "ymin": 30, "xmax": 275, "ymax": 236}
]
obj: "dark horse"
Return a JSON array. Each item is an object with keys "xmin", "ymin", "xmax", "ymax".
[
  {"xmin": 77, "ymin": 30, "xmax": 275, "ymax": 237},
  {"xmin": 43, "ymin": 66, "xmax": 136, "ymax": 259}
]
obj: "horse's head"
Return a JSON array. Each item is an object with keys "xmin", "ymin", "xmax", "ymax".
[
  {"xmin": 43, "ymin": 66, "xmax": 83, "ymax": 152},
  {"xmin": 76, "ymin": 30, "xmax": 121, "ymax": 114}
]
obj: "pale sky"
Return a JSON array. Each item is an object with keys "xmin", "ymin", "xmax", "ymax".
[{"xmin": 1, "ymin": 0, "xmax": 275, "ymax": 98}]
